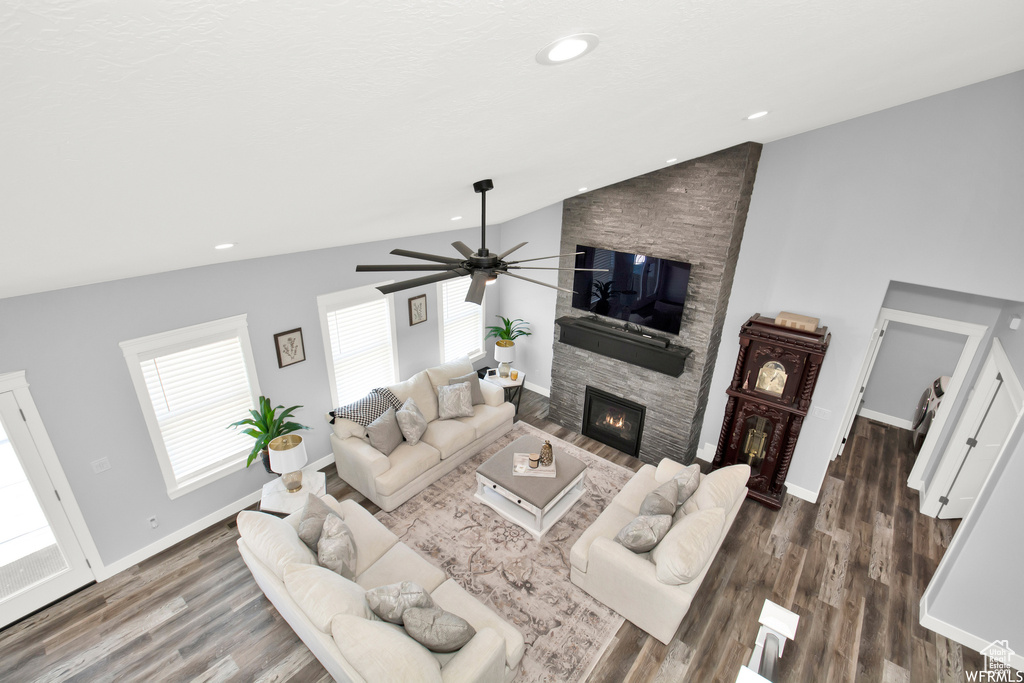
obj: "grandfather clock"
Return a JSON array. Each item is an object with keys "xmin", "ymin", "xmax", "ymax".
[{"xmin": 712, "ymin": 314, "xmax": 830, "ymax": 509}]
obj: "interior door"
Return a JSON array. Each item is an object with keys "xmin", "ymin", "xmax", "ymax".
[
  {"xmin": 832, "ymin": 320, "xmax": 887, "ymax": 459},
  {"xmin": 0, "ymin": 391, "xmax": 94, "ymax": 628}
]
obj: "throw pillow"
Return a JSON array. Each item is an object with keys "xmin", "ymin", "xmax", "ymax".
[
  {"xmin": 318, "ymin": 514, "xmax": 357, "ymax": 580},
  {"xmin": 297, "ymin": 494, "xmax": 341, "ymax": 552},
  {"xmin": 437, "ymin": 382, "xmax": 474, "ymax": 419},
  {"xmin": 639, "ymin": 479, "xmax": 679, "ymax": 516},
  {"xmin": 672, "ymin": 464, "xmax": 702, "ymax": 506},
  {"xmin": 366, "ymin": 581, "xmax": 435, "ymax": 625},
  {"xmin": 684, "ymin": 464, "xmax": 751, "ymax": 514},
  {"xmin": 330, "ymin": 388, "xmax": 402, "ymax": 427},
  {"xmin": 366, "ymin": 407, "xmax": 404, "ymax": 455},
  {"xmin": 447, "ymin": 372, "xmax": 485, "ymax": 406},
  {"xmin": 425, "ymin": 356, "xmax": 474, "ymax": 392},
  {"xmin": 615, "ymin": 514, "xmax": 673, "ymax": 553},
  {"xmin": 403, "ymin": 607, "xmax": 476, "ymax": 653},
  {"xmin": 395, "ymin": 398, "xmax": 428, "ymax": 445},
  {"xmin": 332, "ymin": 615, "xmax": 442, "ymax": 683},
  {"xmin": 283, "ymin": 564, "xmax": 376, "ymax": 633},
  {"xmin": 236, "ymin": 510, "xmax": 317, "ymax": 580},
  {"xmin": 651, "ymin": 507, "xmax": 726, "ymax": 585}
]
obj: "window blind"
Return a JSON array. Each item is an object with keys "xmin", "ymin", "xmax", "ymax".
[
  {"xmin": 139, "ymin": 337, "xmax": 254, "ymax": 484},
  {"xmin": 440, "ymin": 277, "xmax": 484, "ymax": 362},
  {"xmin": 326, "ymin": 297, "xmax": 398, "ymax": 405}
]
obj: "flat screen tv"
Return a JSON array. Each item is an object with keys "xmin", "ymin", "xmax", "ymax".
[{"xmin": 571, "ymin": 245, "xmax": 691, "ymax": 335}]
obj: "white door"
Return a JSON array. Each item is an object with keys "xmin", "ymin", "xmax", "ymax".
[
  {"xmin": 0, "ymin": 391, "xmax": 94, "ymax": 628},
  {"xmin": 832, "ymin": 320, "xmax": 887, "ymax": 460}
]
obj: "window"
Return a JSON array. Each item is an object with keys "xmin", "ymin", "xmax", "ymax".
[
  {"xmin": 438, "ymin": 277, "xmax": 485, "ymax": 363},
  {"xmin": 120, "ymin": 315, "xmax": 260, "ymax": 499},
  {"xmin": 318, "ymin": 284, "xmax": 400, "ymax": 407}
]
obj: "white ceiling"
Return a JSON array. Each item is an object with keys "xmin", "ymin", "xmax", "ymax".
[{"xmin": 3, "ymin": 1, "xmax": 1023, "ymax": 299}]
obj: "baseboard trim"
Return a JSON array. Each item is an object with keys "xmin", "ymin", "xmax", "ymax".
[
  {"xmin": 94, "ymin": 453, "xmax": 335, "ymax": 581},
  {"xmin": 524, "ymin": 380, "xmax": 550, "ymax": 397},
  {"xmin": 696, "ymin": 442, "xmax": 715, "ymax": 463},
  {"xmin": 786, "ymin": 482, "xmax": 818, "ymax": 504},
  {"xmin": 919, "ymin": 599, "xmax": 1024, "ymax": 671},
  {"xmin": 858, "ymin": 408, "xmax": 914, "ymax": 431}
]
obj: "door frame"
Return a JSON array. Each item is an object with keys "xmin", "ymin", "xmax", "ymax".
[{"xmin": 920, "ymin": 338, "xmax": 1024, "ymax": 518}]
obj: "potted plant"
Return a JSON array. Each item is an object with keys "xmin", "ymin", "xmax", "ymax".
[
  {"xmin": 229, "ymin": 396, "xmax": 311, "ymax": 474},
  {"xmin": 485, "ymin": 317, "xmax": 531, "ymax": 378}
]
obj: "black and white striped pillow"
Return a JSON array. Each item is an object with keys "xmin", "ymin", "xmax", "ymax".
[{"xmin": 330, "ymin": 388, "xmax": 403, "ymax": 426}]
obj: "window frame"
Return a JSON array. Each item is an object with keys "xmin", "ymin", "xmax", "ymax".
[
  {"xmin": 120, "ymin": 314, "xmax": 261, "ymax": 500},
  {"xmin": 437, "ymin": 277, "xmax": 486, "ymax": 364},
  {"xmin": 317, "ymin": 282, "xmax": 401, "ymax": 408}
]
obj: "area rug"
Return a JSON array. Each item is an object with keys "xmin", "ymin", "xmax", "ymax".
[{"xmin": 375, "ymin": 422, "xmax": 635, "ymax": 682}]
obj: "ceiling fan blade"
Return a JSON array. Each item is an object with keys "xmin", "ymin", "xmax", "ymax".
[
  {"xmin": 505, "ymin": 251, "xmax": 584, "ymax": 265},
  {"xmin": 375, "ymin": 270, "xmax": 468, "ymax": 295},
  {"xmin": 357, "ymin": 264, "xmax": 462, "ymax": 272},
  {"xmin": 465, "ymin": 271, "xmax": 488, "ymax": 305},
  {"xmin": 499, "ymin": 270, "xmax": 576, "ymax": 295},
  {"xmin": 451, "ymin": 241, "xmax": 476, "ymax": 259},
  {"xmin": 507, "ymin": 266, "xmax": 608, "ymax": 271},
  {"xmin": 496, "ymin": 242, "xmax": 528, "ymax": 260},
  {"xmin": 389, "ymin": 248, "xmax": 462, "ymax": 264}
]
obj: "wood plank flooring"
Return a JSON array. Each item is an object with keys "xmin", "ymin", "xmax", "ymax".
[{"xmin": 0, "ymin": 393, "xmax": 982, "ymax": 682}]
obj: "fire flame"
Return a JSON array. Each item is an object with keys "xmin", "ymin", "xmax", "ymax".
[{"xmin": 602, "ymin": 413, "xmax": 626, "ymax": 429}]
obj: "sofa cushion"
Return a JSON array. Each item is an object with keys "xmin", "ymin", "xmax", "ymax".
[
  {"xmin": 356, "ymin": 543, "xmax": 447, "ymax": 594},
  {"xmin": 420, "ymin": 419, "xmax": 476, "ymax": 460},
  {"xmin": 318, "ymin": 515, "xmax": 357, "ymax": 580},
  {"xmin": 615, "ymin": 514, "xmax": 673, "ymax": 553},
  {"xmin": 456, "ymin": 402, "xmax": 513, "ymax": 439},
  {"xmin": 570, "ymin": 503, "xmax": 636, "ymax": 573},
  {"xmin": 404, "ymin": 607, "xmax": 476, "ymax": 652},
  {"xmin": 331, "ymin": 388, "xmax": 402, "ymax": 427},
  {"xmin": 366, "ymin": 580, "xmax": 436, "ymax": 624},
  {"xmin": 297, "ymin": 493, "xmax": 340, "ymax": 552},
  {"xmin": 431, "ymin": 578, "xmax": 525, "ymax": 669},
  {"xmin": 448, "ymin": 372, "xmax": 485, "ymax": 405},
  {"xmin": 682, "ymin": 464, "xmax": 750, "ymax": 514},
  {"xmin": 326, "ymin": 499, "xmax": 400, "ymax": 576},
  {"xmin": 425, "ymin": 356, "xmax": 475, "ymax": 393},
  {"xmin": 639, "ymin": 480, "xmax": 678, "ymax": 516},
  {"xmin": 388, "ymin": 371, "xmax": 439, "ymax": 422},
  {"xmin": 612, "ymin": 465, "xmax": 660, "ymax": 514},
  {"xmin": 672, "ymin": 464, "xmax": 702, "ymax": 506},
  {"xmin": 332, "ymin": 615, "xmax": 442, "ymax": 683},
  {"xmin": 236, "ymin": 510, "xmax": 317, "ymax": 580},
  {"xmin": 438, "ymin": 383, "xmax": 474, "ymax": 419},
  {"xmin": 396, "ymin": 398, "xmax": 428, "ymax": 445},
  {"xmin": 652, "ymin": 507, "xmax": 726, "ymax": 585},
  {"xmin": 283, "ymin": 564, "xmax": 376, "ymax": 633},
  {"xmin": 374, "ymin": 441, "xmax": 442, "ymax": 497},
  {"xmin": 366, "ymin": 407, "xmax": 405, "ymax": 456}
]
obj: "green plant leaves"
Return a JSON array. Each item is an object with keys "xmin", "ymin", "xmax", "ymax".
[
  {"xmin": 484, "ymin": 315, "xmax": 532, "ymax": 341},
  {"xmin": 227, "ymin": 396, "xmax": 311, "ymax": 467}
]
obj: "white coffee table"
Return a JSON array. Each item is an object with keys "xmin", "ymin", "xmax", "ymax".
[
  {"xmin": 475, "ymin": 435, "xmax": 587, "ymax": 539},
  {"xmin": 260, "ymin": 467, "xmax": 326, "ymax": 515}
]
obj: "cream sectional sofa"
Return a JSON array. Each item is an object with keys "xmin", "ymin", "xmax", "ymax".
[
  {"xmin": 237, "ymin": 495, "xmax": 525, "ymax": 683},
  {"xmin": 569, "ymin": 460, "xmax": 750, "ymax": 644},
  {"xmin": 329, "ymin": 358, "xmax": 515, "ymax": 512}
]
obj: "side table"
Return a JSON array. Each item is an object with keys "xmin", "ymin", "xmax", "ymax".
[
  {"xmin": 482, "ymin": 369, "xmax": 525, "ymax": 412},
  {"xmin": 260, "ymin": 467, "xmax": 327, "ymax": 515}
]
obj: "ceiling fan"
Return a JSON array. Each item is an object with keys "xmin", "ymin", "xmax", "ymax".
[{"xmin": 355, "ymin": 179, "xmax": 606, "ymax": 304}]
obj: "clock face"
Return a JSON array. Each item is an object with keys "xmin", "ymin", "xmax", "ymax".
[{"xmin": 755, "ymin": 360, "xmax": 787, "ymax": 397}]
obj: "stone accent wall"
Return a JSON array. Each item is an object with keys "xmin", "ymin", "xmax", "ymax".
[{"xmin": 549, "ymin": 142, "xmax": 761, "ymax": 465}]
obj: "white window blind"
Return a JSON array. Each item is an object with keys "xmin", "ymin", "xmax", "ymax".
[
  {"xmin": 320, "ymin": 287, "xmax": 399, "ymax": 407},
  {"xmin": 439, "ymin": 277, "xmax": 484, "ymax": 363}
]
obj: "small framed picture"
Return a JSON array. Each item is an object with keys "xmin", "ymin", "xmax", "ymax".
[
  {"xmin": 274, "ymin": 328, "xmax": 306, "ymax": 368},
  {"xmin": 408, "ymin": 294, "xmax": 427, "ymax": 326}
]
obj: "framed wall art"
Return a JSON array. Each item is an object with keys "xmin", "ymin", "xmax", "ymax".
[
  {"xmin": 409, "ymin": 294, "xmax": 427, "ymax": 326},
  {"xmin": 274, "ymin": 328, "xmax": 306, "ymax": 368}
]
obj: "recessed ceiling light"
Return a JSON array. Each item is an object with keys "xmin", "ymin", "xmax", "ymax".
[
  {"xmin": 536, "ymin": 34, "xmax": 599, "ymax": 65},
  {"xmin": 214, "ymin": 243, "xmax": 235, "ymax": 250},
  {"xmin": 746, "ymin": 111, "xmax": 769, "ymax": 120},
  {"xmin": 578, "ymin": 187, "xmax": 588, "ymax": 192},
  {"xmin": 666, "ymin": 158, "xmax": 678, "ymax": 164}
]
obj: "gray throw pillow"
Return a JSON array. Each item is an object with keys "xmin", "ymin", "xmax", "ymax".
[
  {"xmin": 318, "ymin": 515, "xmax": 357, "ymax": 580},
  {"xmin": 437, "ymin": 382, "xmax": 474, "ymax": 419},
  {"xmin": 672, "ymin": 464, "xmax": 702, "ymax": 506},
  {"xmin": 403, "ymin": 607, "xmax": 476, "ymax": 653},
  {"xmin": 395, "ymin": 398, "xmax": 428, "ymax": 445},
  {"xmin": 365, "ymin": 581, "xmax": 435, "ymax": 625},
  {"xmin": 448, "ymin": 372, "xmax": 485, "ymax": 406},
  {"xmin": 297, "ymin": 494, "xmax": 340, "ymax": 552},
  {"xmin": 639, "ymin": 479, "xmax": 679, "ymax": 516},
  {"xmin": 366, "ymin": 407, "xmax": 404, "ymax": 455},
  {"xmin": 615, "ymin": 514, "xmax": 673, "ymax": 553}
]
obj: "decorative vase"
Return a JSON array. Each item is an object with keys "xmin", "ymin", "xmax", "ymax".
[
  {"xmin": 495, "ymin": 340, "xmax": 515, "ymax": 378},
  {"xmin": 260, "ymin": 448, "xmax": 273, "ymax": 474},
  {"xmin": 540, "ymin": 440, "xmax": 553, "ymax": 467}
]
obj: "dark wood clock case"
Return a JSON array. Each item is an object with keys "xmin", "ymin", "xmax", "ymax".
[{"xmin": 712, "ymin": 314, "xmax": 830, "ymax": 509}]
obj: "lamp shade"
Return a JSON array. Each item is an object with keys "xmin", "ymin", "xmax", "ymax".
[
  {"xmin": 494, "ymin": 341, "xmax": 515, "ymax": 364},
  {"xmin": 268, "ymin": 434, "xmax": 307, "ymax": 473}
]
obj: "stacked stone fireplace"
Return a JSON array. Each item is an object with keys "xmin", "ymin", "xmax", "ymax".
[{"xmin": 549, "ymin": 143, "xmax": 761, "ymax": 466}]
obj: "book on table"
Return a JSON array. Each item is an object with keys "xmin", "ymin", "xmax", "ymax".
[{"xmin": 512, "ymin": 453, "xmax": 556, "ymax": 478}]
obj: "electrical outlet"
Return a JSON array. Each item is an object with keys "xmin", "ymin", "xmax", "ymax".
[
  {"xmin": 148, "ymin": 516, "xmax": 159, "ymax": 529},
  {"xmin": 812, "ymin": 407, "xmax": 832, "ymax": 420},
  {"xmin": 91, "ymin": 457, "xmax": 111, "ymax": 474}
]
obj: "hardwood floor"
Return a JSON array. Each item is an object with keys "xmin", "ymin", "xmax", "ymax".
[{"xmin": 0, "ymin": 392, "xmax": 980, "ymax": 682}]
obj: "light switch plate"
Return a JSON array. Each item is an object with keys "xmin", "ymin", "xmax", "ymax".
[
  {"xmin": 812, "ymin": 407, "xmax": 831, "ymax": 420},
  {"xmin": 91, "ymin": 457, "xmax": 111, "ymax": 473}
]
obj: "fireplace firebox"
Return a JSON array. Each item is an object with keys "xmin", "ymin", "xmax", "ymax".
[{"xmin": 582, "ymin": 386, "xmax": 646, "ymax": 457}]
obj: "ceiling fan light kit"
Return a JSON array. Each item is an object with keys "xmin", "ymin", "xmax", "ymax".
[{"xmin": 356, "ymin": 180, "xmax": 606, "ymax": 305}]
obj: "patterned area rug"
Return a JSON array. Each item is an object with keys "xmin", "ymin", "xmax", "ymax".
[{"xmin": 376, "ymin": 422, "xmax": 634, "ymax": 682}]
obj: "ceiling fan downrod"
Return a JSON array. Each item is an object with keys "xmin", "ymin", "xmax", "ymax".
[{"xmin": 473, "ymin": 179, "xmax": 493, "ymax": 256}]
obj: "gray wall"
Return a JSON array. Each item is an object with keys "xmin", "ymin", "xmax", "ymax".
[
  {"xmin": 0, "ymin": 225, "xmax": 498, "ymax": 566},
  {"xmin": 860, "ymin": 321, "xmax": 965, "ymax": 423}
]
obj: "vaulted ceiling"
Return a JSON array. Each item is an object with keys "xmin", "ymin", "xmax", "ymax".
[{"xmin": 3, "ymin": 1, "xmax": 1023, "ymax": 298}]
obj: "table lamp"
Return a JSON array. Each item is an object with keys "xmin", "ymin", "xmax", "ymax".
[
  {"xmin": 268, "ymin": 434, "xmax": 307, "ymax": 493},
  {"xmin": 494, "ymin": 341, "xmax": 515, "ymax": 378}
]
